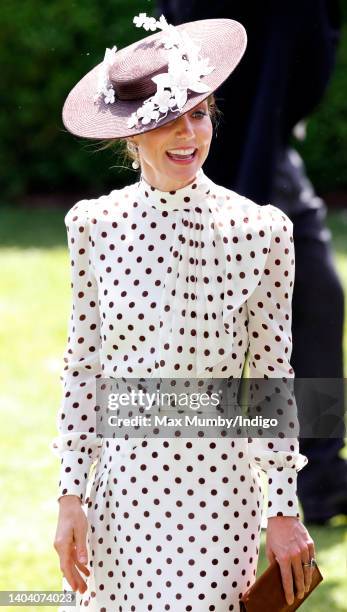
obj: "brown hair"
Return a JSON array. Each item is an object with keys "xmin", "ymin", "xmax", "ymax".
[{"xmin": 96, "ymin": 93, "xmax": 222, "ymax": 171}]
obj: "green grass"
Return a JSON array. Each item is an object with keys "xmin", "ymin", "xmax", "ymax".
[{"xmin": 0, "ymin": 205, "xmax": 346, "ymax": 611}]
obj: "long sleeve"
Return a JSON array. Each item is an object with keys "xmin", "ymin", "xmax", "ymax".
[
  {"xmin": 50, "ymin": 199, "xmax": 103, "ymax": 504},
  {"xmin": 246, "ymin": 204, "xmax": 308, "ymax": 519}
]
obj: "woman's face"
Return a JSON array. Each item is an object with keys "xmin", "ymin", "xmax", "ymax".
[{"xmin": 129, "ymin": 99, "xmax": 213, "ymax": 191}]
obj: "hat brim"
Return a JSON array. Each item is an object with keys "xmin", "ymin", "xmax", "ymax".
[{"xmin": 62, "ymin": 18, "xmax": 247, "ymax": 140}]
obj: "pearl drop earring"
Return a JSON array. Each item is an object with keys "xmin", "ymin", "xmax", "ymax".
[{"xmin": 129, "ymin": 142, "xmax": 140, "ymax": 170}]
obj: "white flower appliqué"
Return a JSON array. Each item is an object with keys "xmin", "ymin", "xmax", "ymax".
[
  {"xmin": 127, "ymin": 13, "xmax": 215, "ymax": 129},
  {"xmin": 94, "ymin": 45, "xmax": 118, "ymax": 104},
  {"xmin": 93, "ymin": 13, "xmax": 215, "ymax": 129}
]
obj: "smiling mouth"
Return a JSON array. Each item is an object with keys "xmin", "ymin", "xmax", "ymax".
[{"xmin": 166, "ymin": 148, "xmax": 198, "ymax": 163}]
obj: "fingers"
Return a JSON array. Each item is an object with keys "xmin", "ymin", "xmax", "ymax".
[
  {"xmin": 308, "ymin": 539, "xmax": 316, "ymax": 563},
  {"xmin": 304, "ymin": 539, "xmax": 316, "ymax": 592},
  {"xmin": 283, "ymin": 538, "xmax": 316, "ymax": 603},
  {"xmin": 58, "ymin": 545, "xmax": 89, "ymax": 593},
  {"xmin": 267, "ymin": 520, "xmax": 316, "ymax": 605},
  {"xmin": 59, "ymin": 558, "xmax": 76, "ymax": 592},
  {"xmin": 54, "ymin": 531, "xmax": 74, "ymax": 580},
  {"xmin": 302, "ymin": 562, "xmax": 314, "ymax": 593},
  {"xmin": 60, "ymin": 554, "xmax": 88, "ymax": 594},
  {"xmin": 291, "ymin": 552, "xmax": 306, "ymax": 600},
  {"xmin": 73, "ymin": 517, "xmax": 89, "ymax": 565},
  {"xmin": 70, "ymin": 561, "xmax": 88, "ymax": 594},
  {"xmin": 277, "ymin": 558, "xmax": 295, "ymax": 606},
  {"xmin": 75, "ymin": 559, "xmax": 91, "ymax": 578},
  {"xmin": 54, "ymin": 514, "xmax": 89, "ymax": 594},
  {"xmin": 71, "ymin": 547, "xmax": 90, "ymax": 578}
]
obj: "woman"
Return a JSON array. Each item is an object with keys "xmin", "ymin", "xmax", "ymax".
[{"xmin": 51, "ymin": 12, "xmax": 316, "ymax": 611}]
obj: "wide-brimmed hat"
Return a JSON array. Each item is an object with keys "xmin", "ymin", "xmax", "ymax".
[{"xmin": 62, "ymin": 13, "xmax": 247, "ymax": 140}]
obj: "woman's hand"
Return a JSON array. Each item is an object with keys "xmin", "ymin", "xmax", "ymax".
[
  {"xmin": 266, "ymin": 516, "xmax": 316, "ymax": 606},
  {"xmin": 53, "ymin": 495, "xmax": 90, "ymax": 594}
]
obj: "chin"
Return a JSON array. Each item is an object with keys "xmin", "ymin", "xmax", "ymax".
[
  {"xmin": 170, "ymin": 167, "xmax": 198, "ymax": 186},
  {"xmin": 169, "ymin": 161, "xmax": 201, "ymax": 176}
]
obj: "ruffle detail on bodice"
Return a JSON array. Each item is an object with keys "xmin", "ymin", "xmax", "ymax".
[{"xmin": 136, "ymin": 169, "xmax": 274, "ymax": 378}]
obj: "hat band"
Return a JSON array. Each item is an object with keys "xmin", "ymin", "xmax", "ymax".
[{"xmin": 110, "ymin": 65, "xmax": 169, "ymax": 101}]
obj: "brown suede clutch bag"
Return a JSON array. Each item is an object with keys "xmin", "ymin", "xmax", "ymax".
[{"xmin": 239, "ymin": 559, "xmax": 323, "ymax": 611}]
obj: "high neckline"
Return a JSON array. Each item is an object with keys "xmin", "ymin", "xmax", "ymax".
[{"xmin": 136, "ymin": 167, "xmax": 212, "ymax": 211}]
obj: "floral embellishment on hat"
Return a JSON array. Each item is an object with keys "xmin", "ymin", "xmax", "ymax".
[
  {"xmin": 128, "ymin": 14, "xmax": 215, "ymax": 128},
  {"xmin": 133, "ymin": 12, "xmax": 158, "ymax": 32},
  {"xmin": 93, "ymin": 13, "xmax": 215, "ymax": 129},
  {"xmin": 94, "ymin": 45, "xmax": 118, "ymax": 104}
]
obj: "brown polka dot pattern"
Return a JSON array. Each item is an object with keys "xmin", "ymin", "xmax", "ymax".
[{"xmin": 52, "ymin": 168, "xmax": 308, "ymax": 611}]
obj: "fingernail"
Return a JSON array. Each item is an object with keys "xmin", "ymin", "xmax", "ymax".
[{"xmin": 79, "ymin": 555, "xmax": 87, "ymax": 563}]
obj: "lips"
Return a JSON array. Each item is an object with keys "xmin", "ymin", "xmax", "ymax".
[{"xmin": 166, "ymin": 148, "xmax": 197, "ymax": 163}]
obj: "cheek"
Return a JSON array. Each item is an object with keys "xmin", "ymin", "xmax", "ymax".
[
  {"xmin": 139, "ymin": 137, "xmax": 161, "ymax": 163},
  {"xmin": 146, "ymin": 137, "xmax": 168, "ymax": 162},
  {"xmin": 200, "ymin": 124, "xmax": 213, "ymax": 150}
]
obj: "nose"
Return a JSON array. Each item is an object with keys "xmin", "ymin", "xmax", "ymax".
[{"xmin": 174, "ymin": 112, "xmax": 195, "ymax": 139}]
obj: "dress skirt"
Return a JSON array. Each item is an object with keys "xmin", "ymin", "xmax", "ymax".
[{"xmin": 62, "ymin": 437, "xmax": 264, "ymax": 612}]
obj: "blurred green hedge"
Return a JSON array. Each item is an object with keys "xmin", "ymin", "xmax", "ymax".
[
  {"xmin": 295, "ymin": 18, "xmax": 347, "ymax": 195},
  {"xmin": 1, "ymin": 1, "xmax": 346, "ymax": 202}
]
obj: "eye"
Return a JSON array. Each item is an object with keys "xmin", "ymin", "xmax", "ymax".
[{"xmin": 192, "ymin": 109, "xmax": 207, "ymax": 119}]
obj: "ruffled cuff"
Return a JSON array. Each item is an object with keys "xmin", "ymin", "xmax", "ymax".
[
  {"xmin": 50, "ymin": 433, "xmax": 103, "ymax": 504},
  {"xmin": 57, "ymin": 450, "xmax": 92, "ymax": 504},
  {"xmin": 249, "ymin": 447, "xmax": 308, "ymax": 518},
  {"xmin": 267, "ymin": 466, "xmax": 300, "ymax": 518}
]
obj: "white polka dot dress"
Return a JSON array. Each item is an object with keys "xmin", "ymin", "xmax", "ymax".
[{"xmin": 51, "ymin": 168, "xmax": 308, "ymax": 611}]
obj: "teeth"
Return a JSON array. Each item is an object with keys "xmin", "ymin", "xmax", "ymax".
[{"xmin": 167, "ymin": 148, "xmax": 195, "ymax": 155}]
